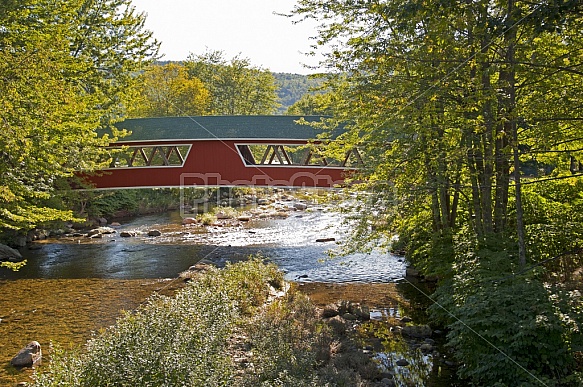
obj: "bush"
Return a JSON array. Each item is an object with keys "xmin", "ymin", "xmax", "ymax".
[
  {"xmin": 35, "ymin": 279, "xmax": 237, "ymax": 386},
  {"xmin": 34, "ymin": 258, "xmax": 333, "ymax": 387},
  {"xmin": 431, "ymin": 237, "xmax": 581, "ymax": 386},
  {"xmin": 241, "ymin": 292, "xmax": 326, "ymax": 386},
  {"xmin": 34, "ymin": 258, "xmax": 280, "ymax": 386}
]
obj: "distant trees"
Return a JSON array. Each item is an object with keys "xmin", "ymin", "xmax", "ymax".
[
  {"xmin": 0, "ymin": 0, "xmax": 159, "ymax": 232},
  {"xmin": 273, "ymin": 73, "xmax": 322, "ymax": 114},
  {"xmin": 185, "ymin": 50, "xmax": 280, "ymax": 115}
]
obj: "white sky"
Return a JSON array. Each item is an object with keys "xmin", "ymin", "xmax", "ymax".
[{"xmin": 130, "ymin": 0, "xmax": 322, "ymax": 74}]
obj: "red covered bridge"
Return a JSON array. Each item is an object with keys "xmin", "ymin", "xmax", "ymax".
[{"xmin": 83, "ymin": 116, "xmax": 361, "ymax": 189}]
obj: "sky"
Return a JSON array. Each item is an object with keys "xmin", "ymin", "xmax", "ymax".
[{"xmin": 130, "ymin": 0, "xmax": 322, "ymax": 74}]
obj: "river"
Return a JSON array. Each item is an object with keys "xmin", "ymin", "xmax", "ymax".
[{"xmin": 0, "ymin": 206, "xmax": 457, "ymax": 385}]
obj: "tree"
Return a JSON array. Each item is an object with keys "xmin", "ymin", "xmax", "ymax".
[
  {"xmin": 129, "ymin": 63, "xmax": 210, "ymax": 117},
  {"xmin": 289, "ymin": 0, "xmax": 583, "ymax": 384},
  {"xmin": 286, "ymin": 92, "xmax": 338, "ymax": 116},
  {"xmin": 0, "ymin": 0, "xmax": 159, "ymax": 234},
  {"xmin": 185, "ymin": 50, "xmax": 280, "ymax": 115}
]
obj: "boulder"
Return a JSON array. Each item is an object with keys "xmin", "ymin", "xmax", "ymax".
[
  {"xmin": 110, "ymin": 222, "xmax": 121, "ymax": 227},
  {"xmin": 401, "ymin": 325, "xmax": 433, "ymax": 338},
  {"xmin": 86, "ymin": 229, "xmax": 101, "ymax": 237},
  {"xmin": 321, "ymin": 304, "xmax": 339, "ymax": 318},
  {"xmin": 316, "ymin": 237, "xmax": 336, "ymax": 243},
  {"xmin": 0, "ymin": 244, "xmax": 22, "ymax": 262},
  {"xmin": 11, "ymin": 341, "xmax": 41, "ymax": 367},
  {"xmin": 395, "ymin": 358, "xmax": 409, "ymax": 367},
  {"xmin": 342, "ymin": 312, "xmax": 358, "ymax": 321},
  {"xmin": 182, "ymin": 217, "xmax": 197, "ymax": 225},
  {"xmin": 257, "ymin": 198, "xmax": 269, "ymax": 205},
  {"xmin": 237, "ymin": 215, "xmax": 251, "ymax": 222},
  {"xmin": 349, "ymin": 304, "xmax": 370, "ymax": 320},
  {"xmin": 120, "ymin": 231, "xmax": 136, "ymax": 238},
  {"xmin": 147, "ymin": 229, "xmax": 162, "ymax": 237},
  {"xmin": 215, "ymin": 211, "xmax": 233, "ymax": 220},
  {"xmin": 293, "ymin": 202, "xmax": 308, "ymax": 210},
  {"xmin": 97, "ymin": 227, "xmax": 116, "ymax": 234}
]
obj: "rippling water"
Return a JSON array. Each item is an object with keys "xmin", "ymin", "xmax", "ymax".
[{"xmin": 2, "ymin": 207, "xmax": 406, "ymax": 283}]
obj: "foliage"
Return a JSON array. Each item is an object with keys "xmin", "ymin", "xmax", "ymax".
[
  {"xmin": 273, "ymin": 72, "xmax": 323, "ymax": 114},
  {"xmin": 129, "ymin": 62, "xmax": 210, "ymax": 117},
  {"xmin": 241, "ymin": 292, "xmax": 327, "ymax": 386},
  {"xmin": 0, "ymin": 260, "xmax": 27, "ymax": 271},
  {"xmin": 286, "ymin": 92, "xmax": 339, "ymax": 116},
  {"xmin": 0, "ymin": 0, "xmax": 159, "ymax": 233},
  {"xmin": 185, "ymin": 50, "xmax": 280, "ymax": 115},
  {"xmin": 76, "ymin": 189, "xmax": 182, "ymax": 219},
  {"xmin": 521, "ymin": 178, "xmax": 583, "ymax": 267},
  {"xmin": 35, "ymin": 275, "xmax": 237, "ymax": 386},
  {"xmin": 33, "ymin": 258, "xmax": 351, "ymax": 386},
  {"xmin": 288, "ymin": 0, "xmax": 583, "ymax": 384},
  {"xmin": 431, "ymin": 237, "xmax": 582, "ymax": 386}
]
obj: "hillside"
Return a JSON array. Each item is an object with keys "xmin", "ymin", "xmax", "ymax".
[{"xmin": 273, "ymin": 72, "xmax": 323, "ymax": 114}]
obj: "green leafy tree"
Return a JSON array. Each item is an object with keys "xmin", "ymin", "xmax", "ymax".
[
  {"xmin": 129, "ymin": 63, "xmax": 210, "ymax": 117},
  {"xmin": 0, "ymin": 0, "xmax": 159, "ymax": 233},
  {"xmin": 290, "ymin": 0, "xmax": 583, "ymax": 384},
  {"xmin": 185, "ymin": 50, "xmax": 280, "ymax": 115},
  {"xmin": 286, "ymin": 92, "xmax": 338, "ymax": 116}
]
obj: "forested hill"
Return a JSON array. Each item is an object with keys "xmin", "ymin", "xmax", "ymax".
[
  {"xmin": 273, "ymin": 72, "xmax": 322, "ymax": 114},
  {"xmin": 154, "ymin": 62, "xmax": 320, "ymax": 115}
]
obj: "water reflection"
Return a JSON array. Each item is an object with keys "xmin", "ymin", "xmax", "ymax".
[{"xmin": 3, "ymin": 210, "xmax": 406, "ymax": 283}]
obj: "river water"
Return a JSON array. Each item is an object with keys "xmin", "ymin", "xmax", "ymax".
[
  {"xmin": 2, "ymin": 208, "xmax": 406, "ymax": 282},
  {"xmin": 0, "ymin": 207, "xmax": 409, "ymax": 385}
]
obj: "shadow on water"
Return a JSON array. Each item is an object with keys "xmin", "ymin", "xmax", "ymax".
[{"xmin": 352, "ymin": 279, "xmax": 462, "ymax": 386}]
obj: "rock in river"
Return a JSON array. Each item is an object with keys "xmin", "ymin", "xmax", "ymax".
[
  {"xmin": 11, "ymin": 341, "xmax": 42, "ymax": 367},
  {"xmin": 293, "ymin": 202, "xmax": 308, "ymax": 210},
  {"xmin": 0, "ymin": 244, "xmax": 22, "ymax": 262},
  {"xmin": 148, "ymin": 229, "xmax": 162, "ymax": 237},
  {"xmin": 401, "ymin": 324, "xmax": 433, "ymax": 338}
]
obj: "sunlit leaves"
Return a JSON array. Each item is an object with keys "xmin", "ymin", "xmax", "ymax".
[
  {"xmin": 129, "ymin": 63, "xmax": 210, "ymax": 117},
  {"xmin": 0, "ymin": 0, "xmax": 158, "ymax": 231},
  {"xmin": 185, "ymin": 50, "xmax": 280, "ymax": 115}
]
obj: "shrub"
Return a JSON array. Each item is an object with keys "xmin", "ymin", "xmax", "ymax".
[
  {"xmin": 35, "ymin": 281, "xmax": 236, "ymax": 386},
  {"xmin": 197, "ymin": 212, "xmax": 217, "ymax": 225},
  {"xmin": 34, "ymin": 258, "xmax": 281, "ymax": 386},
  {"xmin": 431, "ymin": 237, "xmax": 581, "ymax": 386}
]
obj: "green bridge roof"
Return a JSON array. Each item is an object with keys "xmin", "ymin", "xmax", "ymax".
[{"xmin": 107, "ymin": 116, "xmax": 341, "ymax": 143}]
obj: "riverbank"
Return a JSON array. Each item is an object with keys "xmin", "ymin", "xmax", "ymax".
[
  {"xmin": 1, "ymin": 277, "xmax": 460, "ymax": 386},
  {"xmin": 17, "ymin": 260, "xmax": 455, "ymax": 387},
  {"xmin": 0, "ymin": 206, "xmax": 443, "ymax": 385}
]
